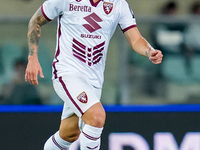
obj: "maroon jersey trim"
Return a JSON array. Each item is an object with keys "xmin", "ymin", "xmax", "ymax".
[
  {"xmin": 41, "ymin": 5, "xmax": 52, "ymax": 21},
  {"xmin": 122, "ymin": 25, "xmax": 137, "ymax": 33},
  {"xmin": 89, "ymin": 0, "xmax": 101, "ymax": 7}
]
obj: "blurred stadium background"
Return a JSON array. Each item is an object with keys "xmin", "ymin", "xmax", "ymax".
[{"xmin": 1, "ymin": 0, "xmax": 200, "ymax": 150}]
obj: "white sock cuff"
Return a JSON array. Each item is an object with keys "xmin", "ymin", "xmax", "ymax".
[
  {"xmin": 82, "ymin": 124, "xmax": 103, "ymax": 138},
  {"xmin": 54, "ymin": 131, "xmax": 72, "ymax": 148}
]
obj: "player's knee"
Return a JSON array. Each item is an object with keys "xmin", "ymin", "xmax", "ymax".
[
  {"xmin": 59, "ymin": 129, "xmax": 80, "ymax": 143},
  {"xmin": 86, "ymin": 110, "xmax": 106, "ymax": 128},
  {"xmin": 92, "ymin": 112, "xmax": 106, "ymax": 127},
  {"xmin": 82, "ymin": 102, "xmax": 106, "ymax": 128}
]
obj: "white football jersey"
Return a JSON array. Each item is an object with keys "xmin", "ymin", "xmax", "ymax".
[{"xmin": 41, "ymin": 0, "xmax": 136, "ymax": 88}]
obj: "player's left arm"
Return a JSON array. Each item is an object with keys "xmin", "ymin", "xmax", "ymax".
[{"xmin": 124, "ymin": 27, "xmax": 163, "ymax": 64}]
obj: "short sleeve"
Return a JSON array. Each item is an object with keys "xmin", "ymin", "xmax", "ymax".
[
  {"xmin": 118, "ymin": 0, "xmax": 137, "ymax": 33},
  {"xmin": 41, "ymin": 0, "xmax": 64, "ymax": 21}
]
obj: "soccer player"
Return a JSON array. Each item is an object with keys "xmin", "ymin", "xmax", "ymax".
[{"xmin": 25, "ymin": 0, "xmax": 163, "ymax": 149}]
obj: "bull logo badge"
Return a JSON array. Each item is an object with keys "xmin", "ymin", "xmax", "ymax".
[{"xmin": 103, "ymin": 2, "xmax": 113, "ymax": 15}]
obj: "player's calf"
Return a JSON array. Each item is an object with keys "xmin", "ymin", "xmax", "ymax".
[{"xmin": 59, "ymin": 114, "xmax": 81, "ymax": 142}]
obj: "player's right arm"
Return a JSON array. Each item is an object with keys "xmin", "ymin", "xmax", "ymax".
[
  {"xmin": 124, "ymin": 27, "xmax": 163, "ymax": 64},
  {"xmin": 25, "ymin": 7, "xmax": 49, "ymax": 85}
]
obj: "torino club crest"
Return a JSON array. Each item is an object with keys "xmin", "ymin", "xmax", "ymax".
[
  {"xmin": 77, "ymin": 91, "xmax": 88, "ymax": 103},
  {"xmin": 103, "ymin": 2, "xmax": 113, "ymax": 15}
]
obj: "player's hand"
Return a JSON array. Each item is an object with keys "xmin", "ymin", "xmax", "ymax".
[
  {"xmin": 25, "ymin": 55, "xmax": 44, "ymax": 85},
  {"xmin": 148, "ymin": 50, "xmax": 163, "ymax": 64}
]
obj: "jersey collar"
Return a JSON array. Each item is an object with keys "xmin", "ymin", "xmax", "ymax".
[{"xmin": 89, "ymin": 0, "xmax": 102, "ymax": 7}]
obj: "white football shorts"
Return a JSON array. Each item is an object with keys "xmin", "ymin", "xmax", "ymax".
[{"xmin": 53, "ymin": 73, "xmax": 102, "ymax": 120}]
